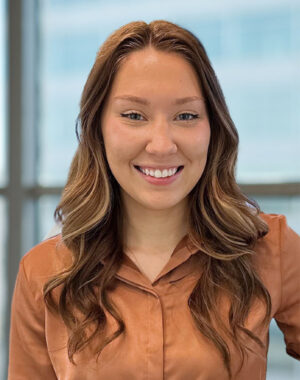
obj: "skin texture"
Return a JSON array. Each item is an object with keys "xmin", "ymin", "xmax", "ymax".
[{"xmin": 101, "ymin": 47, "xmax": 211, "ymax": 264}]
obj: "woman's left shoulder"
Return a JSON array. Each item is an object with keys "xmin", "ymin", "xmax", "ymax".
[
  {"xmin": 252, "ymin": 212, "xmax": 300, "ymax": 280},
  {"xmin": 252, "ymin": 213, "xmax": 300, "ymax": 319},
  {"xmin": 256, "ymin": 212, "xmax": 299, "ymax": 251},
  {"xmin": 259, "ymin": 212, "xmax": 289, "ymax": 233},
  {"xmin": 256, "ymin": 215, "xmax": 300, "ymax": 359},
  {"xmin": 253, "ymin": 212, "xmax": 300, "ymax": 284}
]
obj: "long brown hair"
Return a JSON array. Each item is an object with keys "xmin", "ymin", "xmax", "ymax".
[{"xmin": 44, "ymin": 20, "xmax": 271, "ymax": 379}]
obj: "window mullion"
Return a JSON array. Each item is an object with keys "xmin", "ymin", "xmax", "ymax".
[{"xmin": 5, "ymin": 1, "xmax": 38, "ymax": 378}]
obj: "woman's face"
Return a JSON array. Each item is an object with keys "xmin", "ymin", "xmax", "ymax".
[{"xmin": 101, "ymin": 47, "xmax": 211, "ymax": 211}]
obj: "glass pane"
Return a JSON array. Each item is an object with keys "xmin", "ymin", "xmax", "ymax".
[
  {"xmin": 227, "ymin": 84, "xmax": 300, "ymax": 183},
  {"xmin": 0, "ymin": 197, "xmax": 7, "ymax": 377},
  {"xmin": 0, "ymin": 0, "xmax": 6, "ymax": 186},
  {"xmin": 239, "ymin": 10, "xmax": 291, "ymax": 59},
  {"xmin": 38, "ymin": 195, "xmax": 61, "ymax": 242}
]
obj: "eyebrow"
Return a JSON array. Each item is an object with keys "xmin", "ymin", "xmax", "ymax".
[{"xmin": 113, "ymin": 95, "xmax": 205, "ymax": 105}]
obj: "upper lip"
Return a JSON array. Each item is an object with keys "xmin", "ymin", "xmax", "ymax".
[{"xmin": 134, "ymin": 164, "xmax": 183, "ymax": 170}]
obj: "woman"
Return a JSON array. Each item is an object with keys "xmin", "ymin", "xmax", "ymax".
[{"xmin": 8, "ymin": 20, "xmax": 300, "ymax": 379}]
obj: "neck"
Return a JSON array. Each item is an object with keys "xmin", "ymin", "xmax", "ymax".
[{"xmin": 122, "ymin": 193, "xmax": 189, "ymax": 255}]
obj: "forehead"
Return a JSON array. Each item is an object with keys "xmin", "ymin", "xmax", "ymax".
[{"xmin": 108, "ymin": 47, "xmax": 203, "ymax": 99}]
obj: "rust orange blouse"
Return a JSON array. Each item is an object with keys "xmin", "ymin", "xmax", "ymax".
[{"xmin": 8, "ymin": 213, "xmax": 300, "ymax": 379}]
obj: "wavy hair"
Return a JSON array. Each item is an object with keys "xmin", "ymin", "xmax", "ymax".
[{"xmin": 44, "ymin": 20, "xmax": 271, "ymax": 379}]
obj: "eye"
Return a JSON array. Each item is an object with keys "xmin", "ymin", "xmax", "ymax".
[
  {"xmin": 120, "ymin": 112, "xmax": 199, "ymax": 122},
  {"xmin": 120, "ymin": 112, "xmax": 145, "ymax": 121},
  {"xmin": 176, "ymin": 113, "xmax": 199, "ymax": 121}
]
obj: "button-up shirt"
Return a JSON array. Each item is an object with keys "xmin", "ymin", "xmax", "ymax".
[{"xmin": 8, "ymin": 213, "xmax": 300, "ymax": 379}]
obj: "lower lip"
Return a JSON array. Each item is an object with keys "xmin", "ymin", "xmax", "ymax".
[{"xmin": 134, "ymin": 166, "xmax": 183, "ymax": 185}]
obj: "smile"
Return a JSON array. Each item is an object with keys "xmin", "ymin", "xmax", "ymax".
[
  {"xmin": 134, "ymin": 165, "xmax": 184, "ymax": 186},
  {"xmin": 134, "ymin": 166, "xmax": 183, "ymax": 178}
]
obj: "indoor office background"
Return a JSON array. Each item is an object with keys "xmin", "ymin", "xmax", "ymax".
[{"xmin": 1, "ymin": 0, "xmax": 300, "ymax": 379}]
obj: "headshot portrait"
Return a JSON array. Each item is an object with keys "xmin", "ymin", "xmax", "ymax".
[{"xmin": 3, "ymin": 4, "xmax": 300, "ymax": 380}]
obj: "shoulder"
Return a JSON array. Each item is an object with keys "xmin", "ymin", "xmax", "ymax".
[
  {"xmin": 252, "ymin": 212, "xmax": 298, "ymax": 277},
  {"xmin": 253, "ymin": 212, "xmax": 300, "ymax": 299},
  {"xmin": 19, "ymin": 234, "xmax": 73, "ymax": 293},
  {"xmin": 258, "ymin": 212, "xmax": 300, "ymax": 247},
  {"xmin": 259, "ymin": 212, "xmax": 287, "ymax": 234},
  {"xmin": 257, "ymin": 212, "xmax": 295, "ymax": 250},
  {"xmin": 257, "ymin": 212, "xmax": 300, "ymax": 262},
  {"xmin": 252, "ymin": 213, "xmax": 282, "ymax": 261}
]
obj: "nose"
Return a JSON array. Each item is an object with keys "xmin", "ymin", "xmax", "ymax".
[{"xmin": 145, "ymin": 118, "xmax": 177, "ymax": 155}]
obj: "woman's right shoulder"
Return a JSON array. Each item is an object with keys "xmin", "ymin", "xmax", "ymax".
[{"xmin": 19, "ymin": 234, "xmax": 73, "ymax": 290}]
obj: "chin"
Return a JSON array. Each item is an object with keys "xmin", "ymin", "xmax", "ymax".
[{"xmin": 138, "ymin": 197, "xmax": 184, "ymax": 211}]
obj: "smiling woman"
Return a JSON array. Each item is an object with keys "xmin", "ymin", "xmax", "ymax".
[
  {"xmin": 8, "ymin": 20, "xmax": 300, "ymax": 380},
  {"xmin": 101, "ymin": 46, "xmax": 210, "ymax": 217}
]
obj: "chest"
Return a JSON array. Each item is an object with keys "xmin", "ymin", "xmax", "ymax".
[
  {"xmin": 125, "ymin": 251, "xmax": 172, "ymax": 283},
  {"xmin": 46, "ymin": 275, "xmax": 270, "ymax": 380}
]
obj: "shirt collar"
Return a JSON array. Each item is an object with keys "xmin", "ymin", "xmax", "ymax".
[
  {"xmin": 115, "ymin": 234, "xmax": 201, "ymax": 287},
  {"xmin": 56, "ymin": 233, "xmax": 201, "ymax": 289}
]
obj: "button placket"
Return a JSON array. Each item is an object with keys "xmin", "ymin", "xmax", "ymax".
[
  {"xmin": 146, "ymin": 292, "xmax": 164, "ymax": 380},
  {"xmin": 115, "ymin": 275, "xmax": 165, "ymax": 379}
]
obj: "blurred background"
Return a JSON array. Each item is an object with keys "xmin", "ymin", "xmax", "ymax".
[{"xmin": 1, "ymin": 0, "xmax": 300, "ymax": 379}]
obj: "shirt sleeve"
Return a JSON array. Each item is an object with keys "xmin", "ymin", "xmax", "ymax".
[
  {"xmin": 274, "ymin": 215, "xmax": 300, "ymax": 360},
  {"xmin": 8, "ymin": 258, "xmax": 58, "ymax": 379}
]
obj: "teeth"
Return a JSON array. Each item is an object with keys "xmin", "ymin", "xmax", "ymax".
[{"xmin": 140, "ymin": 167, "xmax": 178, "ymax": 178}]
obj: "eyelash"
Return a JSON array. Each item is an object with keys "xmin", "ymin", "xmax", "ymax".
[{"xmin": 120, "ymin": 112, "xmax": 199, "ymax": 122}]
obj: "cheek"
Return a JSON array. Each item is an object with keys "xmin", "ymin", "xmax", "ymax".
[
  {"xmin": 187, "ymin": 125, "xmax": 211, "ymax": 159},
  {"xmin": 102, "ymin": 120, "xmax": 139, "ymax": 164}
]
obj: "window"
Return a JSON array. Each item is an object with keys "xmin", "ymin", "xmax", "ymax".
[
  {"xmin": 227, "ymin": 85, "xmax": 299, "ymax": 183},
  {"xmin": 239, "ymin": 10, "xmax": 291, "ymax": 59}
]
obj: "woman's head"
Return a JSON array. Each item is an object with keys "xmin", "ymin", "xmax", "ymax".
[
  {"xmin": 62, "ymin": 19, "xmax": 239, "ymax": 234},
  {"xmin": 101, "ymin": 46, "xmax": 211, "ymax": 213}
]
